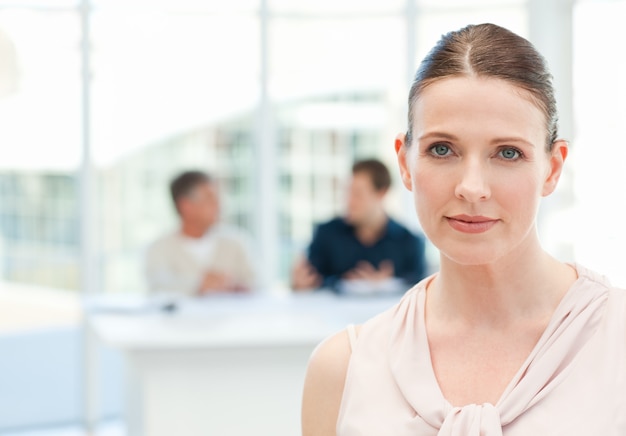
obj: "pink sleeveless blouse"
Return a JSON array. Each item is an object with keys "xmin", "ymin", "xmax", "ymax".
[{"xmin": 337, "ymin": 265, "xmax": 626, "ymax": 435}]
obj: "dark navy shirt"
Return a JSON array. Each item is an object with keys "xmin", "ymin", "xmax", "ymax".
[{"xmin": 307, "ymin": 217, "xmax": 428, "ymax": 293}]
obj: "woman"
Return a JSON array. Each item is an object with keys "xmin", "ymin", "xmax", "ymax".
[{"xmin": 302, "ymin": 23, "xmax": 626, "ymax": 435}]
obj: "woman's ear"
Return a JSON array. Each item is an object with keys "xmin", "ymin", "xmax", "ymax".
[
  {"xmin": 395, "ymin": 133, "xmax": 413, "ymax": 191},
  {"xmin": 542, "ymin": 139, "xmax": 568, "ymax": 197}
]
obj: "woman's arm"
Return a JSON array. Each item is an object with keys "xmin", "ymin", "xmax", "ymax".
[{"xmin": 302, "ymin": 329, "xmax": 354, "ymax": 436}]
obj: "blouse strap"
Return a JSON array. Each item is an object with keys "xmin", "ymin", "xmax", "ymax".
[{"xmin": 346, "ymin": 324, "xmax": 358, "ymax": 352}]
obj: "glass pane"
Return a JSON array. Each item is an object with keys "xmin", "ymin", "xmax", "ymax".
[
  {"xmin": 0, "ymin": 0, "xmax": 78, "ymax": 7},
  {"xmin": 92, "ymin": 10, "xmax": 259, "ymax": 294},
  {"xmin": 270, "ymin": 0, "xmax": 405, "ymax": 14},
  {"xmin": 270, "ymin": 18, "xmax": 405, "ymax": 99},
  {"xmin": 418, "ymin": 0, "xmax": 522, "ymax": 7},
  {"xmin": 92, "ymin": 0, "xmax": 257, "ymax": 13},
  {"xmin": 271, "ymin": 16, "xmax": 410, "ymax": 281},
  {"xmin": 0, "ymin": 7, "xmax": 82, "ymax": 432},
  {"xmin": 0, "ymin": 13, "xmax": 81, "ymax": 290},
  {"xmin": 571, "ymin": 0, "xmax": 626, "ymax": 286}
]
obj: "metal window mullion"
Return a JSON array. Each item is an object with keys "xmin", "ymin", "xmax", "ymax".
[
  {"xmin": 79, "ymin": 0, "xmax": 99, "ymax": 431},
  {"xmin": 256, "ymin": 0, "xmax": 278, "ymax": 290}
]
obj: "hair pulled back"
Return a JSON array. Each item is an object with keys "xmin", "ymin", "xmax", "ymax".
[{"xmin": 406, "ymin": 23, "xmax": 558, "ymax": 150}]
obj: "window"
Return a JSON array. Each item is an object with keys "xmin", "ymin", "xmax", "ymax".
[
  {"xmin": 570, "ymin": 0, "xmax": 626, "ymax": 287},
  {"xmin": 0, "ymin": 6, "xmax": 83, "ymax": 431}
]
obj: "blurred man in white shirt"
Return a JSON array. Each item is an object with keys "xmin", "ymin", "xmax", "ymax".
[{"xmin": 145, "ymin": 171, "xmax": 256, "ymax": 295}]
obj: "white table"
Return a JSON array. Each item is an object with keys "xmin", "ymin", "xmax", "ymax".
[{"xmin": 87, "ymin": 292, "xmax": 400, "ymax": 436}]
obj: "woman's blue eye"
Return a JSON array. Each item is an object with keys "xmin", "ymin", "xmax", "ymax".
[
  {"xmin": 499, "ymin": 148, "xmax": 521, "ymax": 160},
  {"xmin": 431, "ymin": 144, "xmax": 451, "ymax": 156}
]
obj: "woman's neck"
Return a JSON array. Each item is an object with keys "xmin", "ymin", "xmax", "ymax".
[{"xmin": 428, "ymin": 240, "xmax": 577, "ymax": 329}]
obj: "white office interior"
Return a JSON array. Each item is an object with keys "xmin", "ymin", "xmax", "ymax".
[{"xmin": 0, "ymin": 0, "xmax": 625, "ymax": 435}]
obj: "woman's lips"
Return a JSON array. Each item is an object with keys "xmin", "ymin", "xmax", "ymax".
[{"xmin": 446, "ymin": 215, "xmax": 499, "ymax": 234}]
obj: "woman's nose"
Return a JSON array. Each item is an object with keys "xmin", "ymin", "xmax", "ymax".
[{"xmin": 454, "ymin": 160, "xmax": 491, "ymax": 203}]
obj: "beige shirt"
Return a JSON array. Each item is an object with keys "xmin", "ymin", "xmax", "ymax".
[
  {"xmin": 145, "ymin": 224, "xmax": 257, "ymax": 295},
  {"xmin": 337, "ymin": 264, "xmax": 626, "ymax": 435}
]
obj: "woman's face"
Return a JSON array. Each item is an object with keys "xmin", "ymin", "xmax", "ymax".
[{"xmin": 396, "ymin": 76, "xmax": 567, "ymax": 265}]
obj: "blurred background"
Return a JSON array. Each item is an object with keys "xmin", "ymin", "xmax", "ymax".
[{"xmin": 0, "ymin": 0, "xmax": 624, "ymax": 434}]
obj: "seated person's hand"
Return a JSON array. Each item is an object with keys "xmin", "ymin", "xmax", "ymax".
[
  {"xmin": 291, "ymin": 257, "xmax": 322, "ymax": 291},
  {"xmin": 343, "ymin": 260, "xmax": 394, "ymax": 282},
  {"xmin": 340, "ymin": 261, "xmax": 403, "ymax": 295},
  {"xmin": 199, "ymin": 271, "xmax": 248, "ymax": 294}
]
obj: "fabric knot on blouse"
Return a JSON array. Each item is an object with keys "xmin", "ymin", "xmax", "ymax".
[{"xmin": 439, "ymin": 403, "xmax": 502, "ymax": 436}]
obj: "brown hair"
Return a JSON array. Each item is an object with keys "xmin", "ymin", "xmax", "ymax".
[
  {"xmin": 352, "ymin": 158, "xmax": 391, "ymax": 192},
  {"xmin": 406, "ymin": 23, "xmax": 558, "ymax": 150},
  {"xmin": 170, "ymin": 170, "xmax": 212, "ymax": 214}
]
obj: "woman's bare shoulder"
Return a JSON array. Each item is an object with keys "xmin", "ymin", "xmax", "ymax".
[
  {"xmin": 302, "ymin": 326, "xmax": 361, "ymax": 436},
  {"xmin": 306, "ymin": 325, "xmax": 362, "ymax": 383}
]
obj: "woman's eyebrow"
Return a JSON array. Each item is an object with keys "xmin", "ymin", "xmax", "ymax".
[
  {"xmin": 489, "ymin": 137, "xmax": 535, "ymax": 147},
  {"xmin": 418, "ymin": 132, "xmax": 458, "ymax": 141}
]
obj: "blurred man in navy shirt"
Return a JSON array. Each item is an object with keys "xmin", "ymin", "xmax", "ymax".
[{"xmin": 291, "ymin": 159, "xmax": 427, "ymax": 294}]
